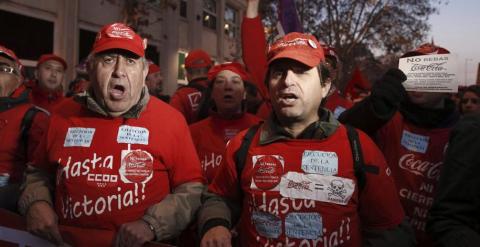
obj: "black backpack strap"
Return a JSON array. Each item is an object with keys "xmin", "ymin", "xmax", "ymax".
[
  {"xmin": 20, "ymin": 106, "xmax": 43, "ymax": 147},
  {"xmin": 345, "ymin": 125, "xmax": 379, "ymax": 192},
  {"xmin": 234, "ymin": 124, "xmax": 261, "ymax": 181}
]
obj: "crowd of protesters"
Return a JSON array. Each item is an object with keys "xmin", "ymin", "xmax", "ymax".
[{"xmin": 0, "ymin": 0, "xmax": 479, "ymax": 246}]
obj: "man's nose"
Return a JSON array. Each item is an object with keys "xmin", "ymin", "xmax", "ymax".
[
  {"xmin": 112, "ymin": 57, "xmax": 127, "ymax": 78},
  {"xmin": 283, "ymin": 70, "xmax": 296, "ymax": 87}
]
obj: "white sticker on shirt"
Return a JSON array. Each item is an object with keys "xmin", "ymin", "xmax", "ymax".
[
  {"xmin": 117, "ymin": 125, "xmax": 149, "ymax": 145},
  {"xmin": 285, "ymin": 212, "xmax": 323, "ymax": 239},
  {"xmin": 301, "ymin": 150, "xmax": 338, "ymax": 176},
  {"xmin": 119, "ymin": 149, "xmax": 154, "ymax": 184},
  {"xmin": 333, "ymin": 106, "xmax": 346, "ymax": 119},
  {"xmin": 279, "ymin": 172, "xmax": 355, "ymax": 205},
  {"xmin": 63, "ymin": 127, "xmax": 95, "ymax": 147},
  {"xmin": 252, "ymin": 211, "xmax": 282, "ymax": 238},
  {"xmin": 401, "ymin": 130, "xmax": 429, "ymax": 154}
]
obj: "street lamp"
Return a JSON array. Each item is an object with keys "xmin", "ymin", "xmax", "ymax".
[{"xmin": 465, "ymin": 58, "xmax": 473, "ymax": 86}]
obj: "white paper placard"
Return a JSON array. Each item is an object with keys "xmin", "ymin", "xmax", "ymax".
[
  {"xmin": 0, "ymin": 226, "xmax": 54, "ymax": 247},
  {"xmin": 398, "ymin": 54, "xmax": 458, "ymax": 93}
]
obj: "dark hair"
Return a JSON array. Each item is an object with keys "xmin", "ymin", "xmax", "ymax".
[
  {"xmin": 464, "ymin": 85, "xmax": 480, "ymax": 97},
  {"xmin": 186, "ymin": 66, "xmax": 211, "ymax": 78}
]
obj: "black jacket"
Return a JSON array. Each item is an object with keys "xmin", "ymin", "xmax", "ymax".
[{"xmin": 427, "ymin": 114, "xmax": 480, "ymax": 247}]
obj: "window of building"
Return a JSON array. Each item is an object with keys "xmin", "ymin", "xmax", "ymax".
[
  {"xmin": 177, "ymin": 51, "xmax": 187, "ymax": 84},
  {"xmin": 0, "ymin": 9, "xmax": 53, "ymax": 60},
  {"xmin": 79, "ymin": 29, "xmax": 97, "ymax": 63},
  {"xmin": 224, "ymin": 5, "xmax": 238, "ymax": 38},
  {"xmin": 203, "ymin": 0, "xmax": 217, "ymax": 30},
  {"xmin": 180, "ymin": 0, "xmax": 187, "ymax": 18},
  {"xmin": 146, "ymin": 45, "xmax": 160, "ymax": 65}
]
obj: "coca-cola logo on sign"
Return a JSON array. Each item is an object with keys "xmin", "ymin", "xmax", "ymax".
[{"xmin": 398, "ymin": 154, "xmax": 442, "ymax": 180}]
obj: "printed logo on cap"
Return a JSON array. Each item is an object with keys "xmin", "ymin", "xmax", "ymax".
[
  {"xmin": 308, "ymin": 39, "xmax": 318, "ymax": 49},
  {"xmin": 119, "ymin": 149, "xmax": 154, "ymax": 184},
  {"xmin": 106, "ymin": 23, "xmax": 135, "ymax": 40},
  {"xmin": 251, "ymin": 155, "xmax": 284, "ymax": 190}
]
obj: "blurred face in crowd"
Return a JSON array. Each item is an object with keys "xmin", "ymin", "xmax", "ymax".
[
  {"xmin": 323, "ymin": 56, "xmax": 338, "ymax": 86},
  {"xmin": 36, "ymin": 60, "xmax": 65, "ymax": 91},
  {"xmin": 89, "ymin": 50, "xmax": 148, "ymax": 117},
  {"xmin": 408, "ymin": 91, "xmax": 447, "ymax": 109},
  {"xmin": 145, "ymin": 71, "xmax": 163, "ymax": 95},
  {"xmin": 268, "ymin": 59, "xmax": 330, "ymax": 125},
  {"xmin": 211, "ymin": 70, "xmax": 246, "ymax": 115},
  {"xmin": 461, "ymin": 91, "xmax": 480, "ymax": 115},
  {"xmin": 0, "ymin": 56, "xmax": 22, "ymax": 97}
]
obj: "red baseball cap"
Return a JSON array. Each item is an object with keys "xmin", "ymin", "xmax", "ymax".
[
  {"xmin": 37, "ymin": 54, "xmax": 67, "ymax": 70},
  {"xmin": 185, "ymin": 49, "xmax": 212, "ymax": 68},
  {"xmin": 401, "ymin": 43, "xmax": 450, "ymax": 58},
  {"xmin": 267, "ymin": 32, "xmax": 324, "ymax": 67},
  {"xmin": 207, "ymin": 62, "xmax": 249, "ymax": 82},
  {"xmin": 148, "ymin": 63, "xmax": 161, "ymax": 75},
  {"xmin": 92, "ymin": 23, "xmax": 145, "ymax": 57},
  {"xmin": 0, "ymin": 45, "xmax": 20, "ymax": 63}
]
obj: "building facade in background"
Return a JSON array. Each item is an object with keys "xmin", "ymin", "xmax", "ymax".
[{"xmin": 0, "ymin": 0, "xmax": 246, "ymax": 95}]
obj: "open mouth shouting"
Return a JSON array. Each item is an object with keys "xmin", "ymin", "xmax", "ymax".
[
  {"xmin": 109, "ymin": 82, "xmax": 127, "ymax": 100},
  {"xmin": 277, "ymin": 92, "xmax": 299, "ymax": 106}
]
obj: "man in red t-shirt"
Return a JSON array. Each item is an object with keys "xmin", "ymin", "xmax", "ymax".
[
  {"xmin": 170, "ymin": 49, "xmax": 213, "ymax": 124},
  {"xmin": 198, "ymin": 32, "xmax": 414, "ymax": 247},
  {"xmin": 339, "ymin": 43, "xmax": 459, "ymax": 246},
  {"xmin": 19, "ymin": 23, "xmax": 205, "ymax": 247},
  {"xmin": 27, "ymin": 54, "xmax": 67, "ymax": 113},
  {"xmin": 0, "ymin": 45, "xmax": 48, "ymax": 212}
]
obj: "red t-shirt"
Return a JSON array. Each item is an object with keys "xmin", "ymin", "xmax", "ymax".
[
  {"xmin": 209, "ymin": 124, "xmax": 404, "ymax": 246},
  {"xmin": 189, "ymin": 113, "xmax": 262, "ymax": 183},
  {"xmin": 32, "ymin": 97, "xmax": 203, "ymax": 243},
  {"xmin": 0, "ymin": 102, "xmax": 48, "ymax": 184},
  {"xmin": 376, "ymin": 112, "xmax": 452, "ymax": 247},
  {"xmin": 170, "ymin": 80, "xmax": 209, "ymax": 124},
  {"xmin": 28, "ymin": 83, "xmax": 65, "ymax": 113}
]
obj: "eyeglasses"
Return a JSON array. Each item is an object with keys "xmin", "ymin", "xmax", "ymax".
[
  {"xmin": 0, "ymin": 65, "xmax": 19, "ymax": 75},
  {"xmin": 461, "ymin": 98, "xmax": 479, "ymax": 105}
]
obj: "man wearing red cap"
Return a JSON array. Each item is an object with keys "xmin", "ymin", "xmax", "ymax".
[
  {"xmin": 339, "ymin": 43, "xmax": 459, "ymax": 246},
  {"xmin": 241, "ymin": 0, "xmax": 354, "ymax": 120},
  {"xmin": 0, "ymin": 45, "xmax": 48, "ymax": 211},
  {"xmin": 19, "ymin": 23, "xmax": 204, "ymax": 247},
  {"xmin": 170, "ymin": 49, "xmax": 213, "ymax": 124},
  {"xmin": 27, "ymin": 54, "xmax": 67, "ymax": 113},
  {"xmin": 198, "ymin": 32, "xmax": 414, "ymax": 247}
]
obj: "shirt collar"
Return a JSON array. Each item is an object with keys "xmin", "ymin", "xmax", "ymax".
[
  {"xmin": 259, "ymin": 108, "xmax": 340, "ymax": 145},
  {"xmin": 74, "ymin": 86, "xmax": 150, "ymax": 119}
]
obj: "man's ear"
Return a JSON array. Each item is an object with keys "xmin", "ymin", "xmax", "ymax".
[{"xmin": 321, "ymin": 80, "xmax": 332, "ymax": 99}]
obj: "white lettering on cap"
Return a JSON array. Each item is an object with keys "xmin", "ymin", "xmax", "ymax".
[{"xmin": 106, "ymin": 23, "xmax": 134, "ymax": 39}]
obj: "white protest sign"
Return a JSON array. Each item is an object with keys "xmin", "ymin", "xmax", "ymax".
[{"xmin": 398, "ymin": 54, "xmax": 458, "ymax": 93}]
